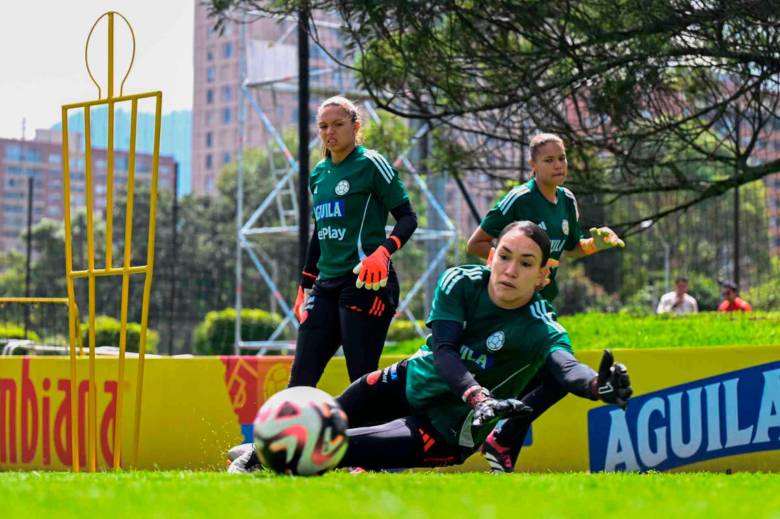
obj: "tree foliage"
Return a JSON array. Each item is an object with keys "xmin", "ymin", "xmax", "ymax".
[
  {"xmin": 0, "ymin": 111, "xmax": 448, "ymax": 350},
  {"xmin": 209, "ymin": 0, "xmax": 780, "ymax": 229}
]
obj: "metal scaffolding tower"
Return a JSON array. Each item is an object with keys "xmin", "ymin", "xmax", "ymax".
[{"xmin": 234, "ymin": 16, "xmax": 455, "ymax": 354}]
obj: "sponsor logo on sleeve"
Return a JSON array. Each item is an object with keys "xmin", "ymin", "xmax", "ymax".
[{"xmin": 587, "ymin": 361, "xmax": 780, "ymax": 472}]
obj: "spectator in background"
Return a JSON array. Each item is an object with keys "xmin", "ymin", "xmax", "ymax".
[
  {"xmin": 656, "ymin": 276, "xmax": 699, "ymax": 315},
  {"xmin": 718, "ymin": 281, "xmax": 752, "ymax": 312}
]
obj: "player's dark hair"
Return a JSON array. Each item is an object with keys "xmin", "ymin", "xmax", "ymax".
[
  {"xmin": 675, "ymin": 276, "xmax": 688, "ymax": 284},
  {"xmin": 496, "ymin": 221, "xmax": 551, "ymax": 266}
]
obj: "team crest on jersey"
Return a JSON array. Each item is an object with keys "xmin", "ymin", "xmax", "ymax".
[
  {"xmin": 335, "ymin": 180, "xmax": 350, "ymax": 196},
  {"xmin": 486, "ymin": 331, "xmax": 505, "ymax": 352},
  {"xmin": 562, "ymin": 219, "xmax": 569, "ymax": 235}
]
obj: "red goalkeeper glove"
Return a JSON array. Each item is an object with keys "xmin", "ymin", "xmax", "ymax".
[
  {"xmin": 540, "ymin": 258, "xmax": 560, "ymax": 288},
  {"xmin": 293, "ymin": 286, "xmax": 311, "ymax": 323},
  {"xmin": 352, "ymin": 245, "xmax": 391, "ymax": 291}
]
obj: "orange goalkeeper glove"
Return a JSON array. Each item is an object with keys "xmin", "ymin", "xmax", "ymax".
[
  {"xmin": 581, "ymin": 227, "xmax": 625, "ymax": 255},
  {"xmin": 541, "ymin": 258, "xmax": 560, "ymax": 288},
  {"xmin": 352, "ymin": 245, "xmax": 391, "ymax": 291},
  {"xmin": 293, "ymin": 286, "xmax": 311, "ymax": 323}
]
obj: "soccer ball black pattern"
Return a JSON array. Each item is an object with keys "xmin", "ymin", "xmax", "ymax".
[{"xmin": 253, "ymin": 386, "xmax": 349, "ymax": 476}]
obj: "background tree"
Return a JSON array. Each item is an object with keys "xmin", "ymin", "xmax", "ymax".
[{"xmin": 209, "ymin": 0, "xmax": 780, "ymax": 229}]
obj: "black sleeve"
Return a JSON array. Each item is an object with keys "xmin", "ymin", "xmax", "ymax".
[
  {"xmin": 300, "ymin": 225, "xmax": 320, "ymax": 289},
  {"xmin": 430, "ymin": 320, "xmax": 479, "ymax": 399},
  {"xmin": 382, "ymin": 200, "xmax": 418, "ymax": 253},
  {"xmin": 545, "ymin": 349, "xmax": 598, "ymax": 400}
]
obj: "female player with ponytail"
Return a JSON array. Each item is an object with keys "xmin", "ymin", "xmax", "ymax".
[{"xmin": 289, "ymin": 96, "xmax": 418, "ymax": 387}]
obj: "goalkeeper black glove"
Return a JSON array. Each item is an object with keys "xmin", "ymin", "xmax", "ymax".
[
  {"xmin": 592, "ymin": 349, "xmax": 632, "ymax": 410},
  {"xmin": 463, "ymin": 386, "xmax": 533, "ymax": 427}
]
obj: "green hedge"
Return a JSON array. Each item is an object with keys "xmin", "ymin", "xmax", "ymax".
[
  {"xmin": 386, "ymin": 320, "xmax": 427, "ymax": 342},
  {"xmin": 0, "ymin": 323, "xmax": 40, "ymax": 343},
  {"xmin": 386, "ymin": 311, "xmax": 780, "ymax": 355},
  {"xmin": 80, "ymin": 316, "xmax": 159, "ymax": 353},
  {"xmin": 193, "ymin": 308, "xmax": 283, "ymax": 355}
]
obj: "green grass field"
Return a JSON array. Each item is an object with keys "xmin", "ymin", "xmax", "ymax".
[
  {"xmin": 388, "ymin": 311, "xmax": 780, "ymax": 355},
  {"xmin": 2, "ymin": 471, "xmax": 780, "ymax": 518}
]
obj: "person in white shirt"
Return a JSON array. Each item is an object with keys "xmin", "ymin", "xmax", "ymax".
[{"xmin": 656, "ymin": 276, "xmax": 699, "ymax": 315}]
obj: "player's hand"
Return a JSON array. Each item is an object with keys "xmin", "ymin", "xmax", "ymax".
[
  {"xmin": 589, "ymin": 227, "xmax": 625, "ymax": 250},
  {"xmin": 464, "ymin": 386, "xmax": 533, "ymax": 426},
  {"xmin": 473, "ymin": 398, "xmax": 532, "ymax": 427},
  {"xmin": 293, "ymin": 286, "xmax": 311, "ymax": 323},
  {"xmin": 352, "ymin": 245, "xmax": 391, "ymax": 290},
  {"xmin": 593, "ymin": 349, "xmax": 632, "ymax": 410}
]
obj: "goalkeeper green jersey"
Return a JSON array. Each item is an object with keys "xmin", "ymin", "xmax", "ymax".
[
  {"xmin": 309, "ymin": 146, "xmax": 409, "ymax": 279},
  {"xmin": 479, "ymin": 179, "xmax": 583, "ymax": 300},
  {"xmin": 404, "ymin": 265, "xmax": 572, "ymax": 448}
]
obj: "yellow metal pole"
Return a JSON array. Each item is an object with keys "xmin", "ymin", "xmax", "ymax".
[
  {"xmin": 69, "ymin": 266, "xmax": 148, "ymax": 278},
  {"xmin": 75, "ymin": 303, "xmax": 83, "ymax": 357},
  {"xmin": 108, "ymin": 12, "xmax": 114, "ymax": 99},
  {"xmin": 63, "ymin": 93, "xmax": 160, "ymax": 110},
  {"xmin": 112, "ymin": 98, "xmax": 138, "ymax": 469},
  {"xmin": 61, "ymin": 110, "xmax": 81, "ymax": 473},
  {"xmin": 84, "ymin": 107, "xmax": 97, "ymax": 472},
  {"xmin": 132, "ymin": 91, "xmax": 162, "ymax": 467},
  {"xmin": 106, "ymin": 12, "xmax": 114, "ymax": 269},
  {"xmin": 0, "ymin": 297, "xmax": 69, "ymax": 304}
]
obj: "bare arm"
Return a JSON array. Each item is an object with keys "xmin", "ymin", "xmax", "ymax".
[
  {"xmin": 466, "ymin": 227, "xmax": 495, "ymax": 259},
  {"xmin": 564, "ymin": 240, "xmax": 590, "ymax": 260}
]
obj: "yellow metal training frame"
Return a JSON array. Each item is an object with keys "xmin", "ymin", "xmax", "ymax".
[{"xmin": 61, "ymin": 11, "xmax": 162, "ymax": 472}]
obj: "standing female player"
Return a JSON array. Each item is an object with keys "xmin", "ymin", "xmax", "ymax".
[
  {"xmin": 289, "ymin": 96, "xmax": 418, "ymax": 387},
  {"xmin": 466, "ymin": 133, "xmax": 626, "ymax": 472},
  {"xmin": 227, "ymin": 221, "xmax": 632, "ymax": 473}
]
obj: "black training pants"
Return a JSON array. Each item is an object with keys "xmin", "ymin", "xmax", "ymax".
[
  {"xmin": 335, "ymin": 362, "xmax": 468, "ymax": 470},
  {"xmin": 494, "ymin": 365, "xmax": 568, "ymax": 462},
  {"xmin": 289, "ymin": 270, "xmax": 399, "ymax": 387}
]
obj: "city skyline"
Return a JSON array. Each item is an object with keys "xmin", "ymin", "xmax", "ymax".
[{"xmin": 0, "ymin": 1, "xmax": 194, "ymax": 140}]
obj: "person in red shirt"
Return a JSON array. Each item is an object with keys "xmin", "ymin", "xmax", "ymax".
[{"xmin": 718, "ymin": 281, "xmax": 752, "ymax": 312}]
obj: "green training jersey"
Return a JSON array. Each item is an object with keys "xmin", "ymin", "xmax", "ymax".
[
  {"xmin": 404, "ymin": 265, "xmax": 573, "ymax": 448},
  {"xmin": 479, "ymin": 178, "xmax": 583, "ymax": 300},
  {"xmin": 309, "ymin": 145, "xmax": 409, "ymax": 279}
]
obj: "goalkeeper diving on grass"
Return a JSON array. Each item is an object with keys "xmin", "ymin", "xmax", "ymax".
[
  {"xmin": 228, "ymin": 221, "xmax": 632, "ymax": 472},
  {"xmin": 467, "ymin": 133, "xmax": 627, "ymax": 472}
]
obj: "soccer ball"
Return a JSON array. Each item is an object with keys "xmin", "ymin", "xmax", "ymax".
[{"xmin": 253, "ymin": 386, "xmax": 349, "ymax": 476}]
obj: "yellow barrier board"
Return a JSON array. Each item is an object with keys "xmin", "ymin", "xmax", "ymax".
[{"xmin": 1, "ymin": 347, "xmax": 779, "ymax": 472}]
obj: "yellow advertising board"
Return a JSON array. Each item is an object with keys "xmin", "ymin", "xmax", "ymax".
[{"xmin": 1, "ymin": 347, "xmax": 778, "ymax": 472}]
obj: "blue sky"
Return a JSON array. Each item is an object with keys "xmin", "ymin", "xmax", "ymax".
[{"xmin": 0, "ymin": 1, "xmax": 194, "ymax": 139}]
